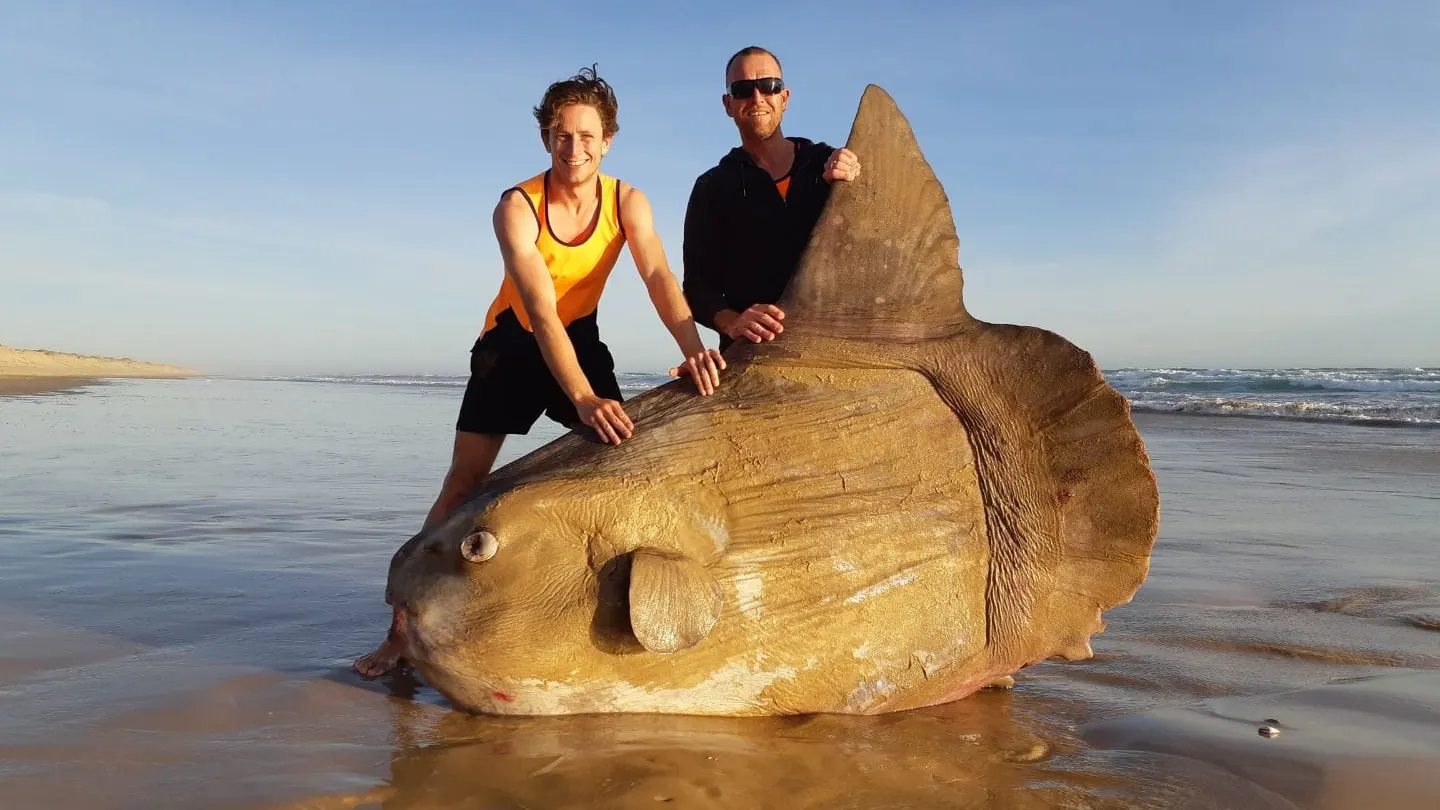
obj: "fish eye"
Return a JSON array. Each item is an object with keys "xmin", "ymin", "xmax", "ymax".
[{"xmin": 460, "ymin": 530, "xmax": 499, "ymax": 563}]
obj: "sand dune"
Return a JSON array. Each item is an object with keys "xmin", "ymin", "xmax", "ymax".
[
  {"xmin": 0, "ymin": 345, "xmax": 199, "ymax": 394},
  {"xmin": 0, "ymin": 345, "xmax": 199, "ymax": 379}
]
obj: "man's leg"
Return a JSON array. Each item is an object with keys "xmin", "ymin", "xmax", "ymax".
[
  {"xmin": 354, "ymin": 324, "xmax": 542, "ymax": 680},
  {"xmin": 422, "ymin": 431, "xmax": 506, "ymax": 530},
  {"xmin": 352, "ymin": 432, "xmax": 504, "ymax": 679}
]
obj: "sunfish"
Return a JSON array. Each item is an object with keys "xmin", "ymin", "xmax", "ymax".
[{"xmin": 377, "ymin": 84, "xmax": 1160, "ymax": 716}]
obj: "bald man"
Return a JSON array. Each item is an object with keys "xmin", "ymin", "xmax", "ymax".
[{"xmin": 682, "ymin": 45, "xmax": 861, "ymax": 351}]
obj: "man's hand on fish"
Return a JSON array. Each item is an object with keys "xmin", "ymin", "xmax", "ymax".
[
  {"xmin": 719, "ymin": 304, "xmax": 786, "ymax": 343},
  {"xmin": 576, "ymin": 394, "xmax": 633, "ymax": 444},
  {"xmin": 669, "ymin": 347, "xmax": 727, "ymax": 395},
  {"xmin": 824, "ymin": 147, "xmax": 861, "ymax": 182}
]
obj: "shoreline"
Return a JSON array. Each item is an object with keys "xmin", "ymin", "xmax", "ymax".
[
  {"xmin": 0, "ymin": 345, "xmax": 199, "ymax": 397},
  {"xmin": 0, "ymin": 376, "xmax": 106, "ymax": 397},
  {"xmin": 7, "ymin": 371, "xmax": 1437, "ymax": 431}
]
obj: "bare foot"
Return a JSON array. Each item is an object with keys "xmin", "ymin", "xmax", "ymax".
[{"xmin": 353, "ymin": 636, "xmax": 406, "ymax": 678}]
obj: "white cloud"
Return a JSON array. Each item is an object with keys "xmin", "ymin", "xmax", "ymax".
[
  {"xmin": 960, "ymin": 128, "xmax": 1440, "ymax": 369},
  {"xmin": 1154, "ymin": 136, "xmax": 1440, "ymax": 273}
]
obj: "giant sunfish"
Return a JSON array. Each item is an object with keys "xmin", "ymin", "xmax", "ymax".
[{"xmin": 377, "ymin": 84, "xmax": 1161, "ymax": 716}]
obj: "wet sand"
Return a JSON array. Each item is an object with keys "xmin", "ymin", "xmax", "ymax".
[
  {"xmin": 0, "ymin": 375, "xmax": 98, "ymax": 396},
  {"xmin": 0, "ymin": 380, "xmax": 1436, "ymax": 810}
]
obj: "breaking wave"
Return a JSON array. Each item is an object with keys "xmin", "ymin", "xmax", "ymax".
[
  {"xmin": 1106, "ymin": 368, "xmax": 1440, "ymax": 427},
  {"xmin": 1104, "ymin": 368, "xmax": 1440, "ymax": 394}
]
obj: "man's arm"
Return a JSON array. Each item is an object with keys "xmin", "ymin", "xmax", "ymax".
[
  {"xmin": 492, "ymin": 191, "xmax": 632, "ymax": 444},
  {"xmin": 680, "ymin": 175, "xmax": 730, "ymax": 334},
  {"xmin": 620, "ymin": 182, "xmax": 725, "ymax": 395}
]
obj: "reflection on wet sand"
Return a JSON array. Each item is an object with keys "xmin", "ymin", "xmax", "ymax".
[
  {"xmin": 0, "ymin": 600, "xmax": 1330, "ymax": 810},
  {"xmin": 384, "ymin": 691, "xmax": 1070, "ymax": 810},
  {"xmin": 258, "ymin": 684, "xmax": 1300, "ymax": 810}
]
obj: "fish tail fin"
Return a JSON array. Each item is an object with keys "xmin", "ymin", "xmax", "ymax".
[
  {"xmin": 771, "ymin": 82, "xmax": 1159, "ymax": 668},
  {"xmin": 922, "ymin": 324, "xmax": 1159, "ymax": 666}
]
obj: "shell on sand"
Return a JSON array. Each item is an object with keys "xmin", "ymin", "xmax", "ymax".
[{"xmin": 381, "ymin": 84, "xmax": 1161, "ymax": 716}]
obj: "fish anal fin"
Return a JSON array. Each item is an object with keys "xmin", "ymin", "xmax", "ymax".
[
  {"xmin": 628, "ymin": 549, "xmax": 723, "ymax": 654},
  {"xmin": 779, "ymin": 84, "xmax": 971, "ymax": 342}
]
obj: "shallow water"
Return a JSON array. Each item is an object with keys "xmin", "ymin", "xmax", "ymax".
[{"xmin": 1, "ymin": 378, "xmax": 1437, "ymax": 809}]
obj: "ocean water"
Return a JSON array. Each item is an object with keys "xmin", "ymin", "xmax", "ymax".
[
  {"xmin": 1109, "ymin": 367, "xmax": 1440, "ymax": 426},
  {"xmin": 1, "ymin": 373, "xmax": 1438, "ymax": 809},
  {"xmin": 266, "ymin": 366, "xmax": 1440, "ymax": 428}
]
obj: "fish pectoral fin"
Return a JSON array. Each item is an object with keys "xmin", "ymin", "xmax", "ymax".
[{"xmin": 627, "ymin": 549, "xmax": 723, "ymax": 654}]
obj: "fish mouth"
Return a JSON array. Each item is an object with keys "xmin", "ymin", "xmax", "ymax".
[
  {"xmin": 385, "ymin": 602, "xmax": 428, "ymax": 665},
  {"xmin": 388, "ymin": 577, "xmax": 477, "ymax": 670}
]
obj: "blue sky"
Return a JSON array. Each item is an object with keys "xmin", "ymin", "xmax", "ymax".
[{"xmin": 2, "ymin": 0, "xmax": 1436, "ymax": 375}]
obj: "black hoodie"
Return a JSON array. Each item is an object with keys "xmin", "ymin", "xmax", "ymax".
[{"xmin": 681, "ymin": 136, "xmax": 837, "ymax": 350}]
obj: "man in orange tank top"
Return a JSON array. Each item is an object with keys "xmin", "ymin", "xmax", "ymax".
[{"xmin": 353, "ymin": 67, "xmax": 725, "ymax": 679}]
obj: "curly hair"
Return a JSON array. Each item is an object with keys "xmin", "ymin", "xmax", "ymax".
[{"xmin": 533, "ymin": 64, "xmax": 619, "ymax": 140}]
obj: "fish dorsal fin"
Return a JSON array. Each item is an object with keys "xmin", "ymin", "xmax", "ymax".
[{"xmin": 779, "ymin": 84, "xmax": 971, "ymax": 342}]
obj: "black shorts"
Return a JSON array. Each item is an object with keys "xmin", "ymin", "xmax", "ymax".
[{"xmin": 455, "ymin": 308, "xmax": 624, "ymax": 436}]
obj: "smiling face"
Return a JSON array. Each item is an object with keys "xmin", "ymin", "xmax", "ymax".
[
  {"xmin": 723, "ymin": 51, "xmax": 789, "ymax": 141},
  {"xmin": 543, "ymin": 102, "xmax": 612, "ymax": 187}
]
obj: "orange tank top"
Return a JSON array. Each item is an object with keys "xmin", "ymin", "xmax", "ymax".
[{"xmin": 481, "ymin": 170, "xmax": 627, "ymax": 335}]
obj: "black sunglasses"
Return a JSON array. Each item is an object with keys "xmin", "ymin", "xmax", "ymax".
[{"xmin": 729, "ymin": 77, "xmax": 784, "ymax": 99}]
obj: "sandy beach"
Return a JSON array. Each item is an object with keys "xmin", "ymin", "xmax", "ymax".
[
  {"xmin": 0, "ymin": 345, "xmax": 200, "ymax": 395},
  {"xmin": 0, "ymin": 378, "xmax": 1436, "ymax": 809}
]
